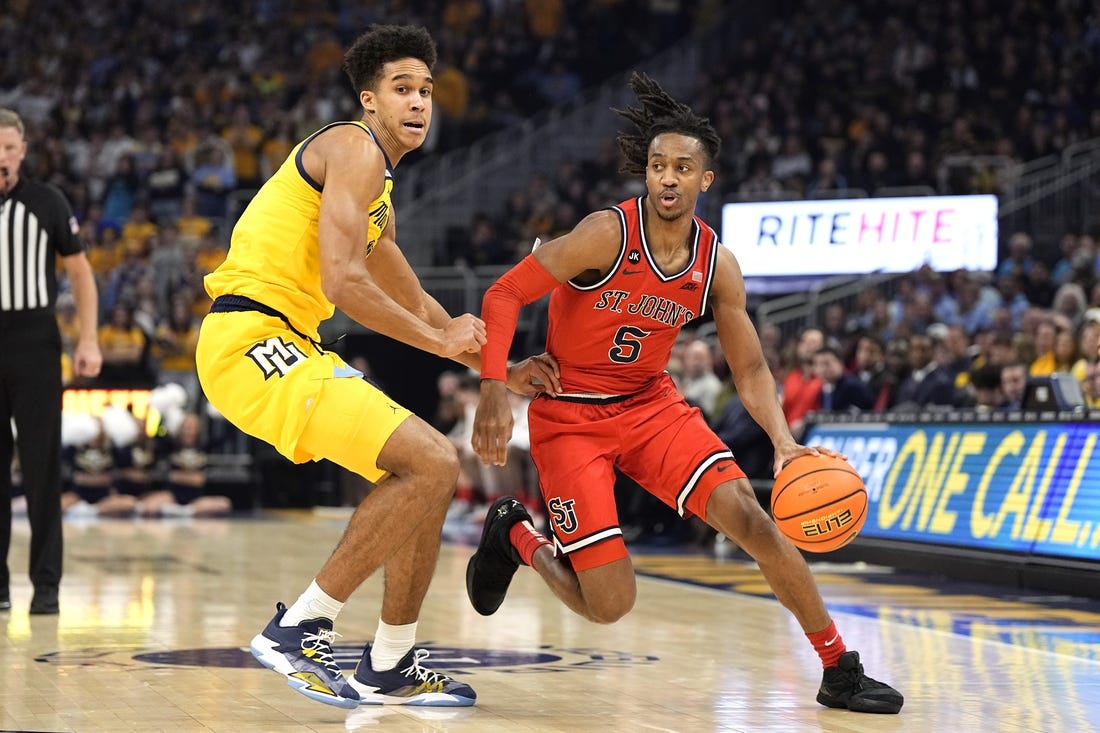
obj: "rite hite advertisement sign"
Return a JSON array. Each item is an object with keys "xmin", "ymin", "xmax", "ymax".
[
  {"xmin": 722, "ymin": 195, "xmax": 998, "ymax": 277},
  {"xmin": 804, "ymin": 422, "xmax": 1100, "ymax": 561}
]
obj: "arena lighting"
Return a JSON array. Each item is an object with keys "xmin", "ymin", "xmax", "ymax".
[{"xmin": 722, "ymin": 194, "xmax": 998, "ymax": 279}]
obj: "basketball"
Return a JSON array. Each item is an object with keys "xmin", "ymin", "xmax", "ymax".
[{"xmin": 770, "ymin": 453, "xmax": 867, "ymax": 553}]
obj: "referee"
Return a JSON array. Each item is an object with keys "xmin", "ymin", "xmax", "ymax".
[{"xmin": 0, "ymin": 109, "xmax": 101, "ymax": 614}]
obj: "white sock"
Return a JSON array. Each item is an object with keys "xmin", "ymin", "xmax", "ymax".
[
  {"xmin": 280, "ymin": 580, "xmax": 344, "ymax": 627},
  {"xmin": 370, "ymin": 619, "xmax": 417, "ymax": 671}
]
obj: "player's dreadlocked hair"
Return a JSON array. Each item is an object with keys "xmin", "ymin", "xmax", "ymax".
[
  {"xmin": 343, "ymin": 24, "xmax": 437, "ymax": 93},
  {"xmin": 614, "ymin": 72, "xmax": 721, "ymax": 177}
]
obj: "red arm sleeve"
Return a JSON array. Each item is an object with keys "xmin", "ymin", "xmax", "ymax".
[{"xmin": 479, "ymin": 254, "xmax": 561, "ymax": 381}]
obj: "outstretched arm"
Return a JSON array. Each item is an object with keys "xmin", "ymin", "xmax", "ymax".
[
  {"xmin": 709, "ymin": 247, "xmax": 839, "ymax": 475},
  {"xmin": 473, "ymin": 210, "xmax": 622, "ymax": 465}
]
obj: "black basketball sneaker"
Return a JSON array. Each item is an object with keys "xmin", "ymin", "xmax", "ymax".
[
  {"xmin": 817, "ymin": 651, "xmax": 904, "ymax": 713},
  {"xmin": 466, "ymin": 496, "xmax": 531, "ymax": 616}
]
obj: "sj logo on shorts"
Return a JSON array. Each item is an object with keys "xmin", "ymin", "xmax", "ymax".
[
  {"xmin": 547, "ymin": 497, "xmax": 578, "ymax": 534},
  {"xmin": 246, "ymin": 337, "xmax": 307, "ymax": 379}
]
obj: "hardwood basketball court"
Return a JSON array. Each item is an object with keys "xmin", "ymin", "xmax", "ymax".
[{"xmin": 1, "ymin": 511, "xmax": 1097, "ymax": 732}]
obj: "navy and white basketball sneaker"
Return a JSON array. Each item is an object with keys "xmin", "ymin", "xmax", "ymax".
[
  {"xmin": 466, "ymin": 496, "xmax": 530, "ymax": 616},
  {"xmin": 817, "ymin": 651, "xmax": 904, "ymax": 713},
  {"xmin": 349, "ymin": 645, "xmax": 476, "ymax": 706},
  {"xmin": 249, "ymin": 602, "xmax": 360, "ymax": 709}
]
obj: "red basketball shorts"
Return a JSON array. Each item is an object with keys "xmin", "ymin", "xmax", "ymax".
[{"xmin": 527, "ymin": 373, "xmax": 746, "ymax": 571}]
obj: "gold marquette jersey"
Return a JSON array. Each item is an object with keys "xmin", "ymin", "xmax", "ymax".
[{"xmin": 203, "ymin": 120, "xmax": 393, "ymax": 341}]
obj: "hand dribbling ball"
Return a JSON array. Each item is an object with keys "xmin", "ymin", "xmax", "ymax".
[{"xmin": 770, "ymin": 453, "xmax": 867, "ymax": 553}]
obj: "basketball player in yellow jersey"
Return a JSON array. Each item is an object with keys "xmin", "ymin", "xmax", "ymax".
[{"xmin": 196, "ymin": 24, "xmax": 560, "ymax": 709}]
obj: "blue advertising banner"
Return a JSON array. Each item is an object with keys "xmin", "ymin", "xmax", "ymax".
[{"xmin": 804, "ymin": 421, "xmax": 1100, "ymax": 561}]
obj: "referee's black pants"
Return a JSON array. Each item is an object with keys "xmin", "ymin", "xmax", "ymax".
[{"xmin": 0, "ymin": 311, "xmax": 63, "ymax": 594}]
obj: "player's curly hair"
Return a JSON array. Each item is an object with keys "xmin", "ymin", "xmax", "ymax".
[
  {"xmin": 343, "ymin": 24, "xmax": 437, "ymax": 93},
  {"xmin": 614, "ymin": 72, "xmax": 721, "ymax": 177}
]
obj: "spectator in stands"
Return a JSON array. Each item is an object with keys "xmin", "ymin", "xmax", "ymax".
[
  {"xmin": 1029, "ymin": 320, "xmax": 1067, "ymax": 375},
  {"xmin": 1025, "ymin": 259, "xmax": 1058, "ymax": 308},
  {"xmin": 849, "ymin": 289, "xmax": 893, "ymax": 338},
  {"xmin": 97, "ymin": 302, "xmax": 149, "ymax": 388},
  {"xmin": 897, "ymin": 289, "xmax": 938, "ymax": 338},
  {"xmin": 148, "ymin": 224, "xmax": 190, "ymax": 316},
  {"xmin": 445, "ymin": 374, "xmax": 483, "ymax": 522},
  {"xmin": 1052, "ymin": 282, "xmax": 1088, "ymax": 330},
  {"xmin": 805, "ymin": 156, "xmax": 848, "ymax": 199},
  {"xmin": 757, "ymin": 321, "xmax": 782, "ymax": 369},
  {"xmin": 819, "ymin": 303, "xmax": 851, "ymax": 353},
  {"xmin": 853, "ymin": 334, "xmax": 888, "ymax": 405},
  {"xmin": 878, "ymin": 340, "xmax": 910, "ymax": 403},
  {"xmin": 456, "ymin": 212, "xmax": 508, "ymax": 267},
  {"xmin": 938, "ymin": 324, "xmax": 975, "ymax": 389},
  {"xmin": 811, "ymin": 347, "xmax": 873, "ymax": 414},
  {"xmin": 771, "ymin": 134, "xmax": 812, "ymax": 190},
  {"xmin": 222, "ymin": 105, "xmax": 265, "ymax": 190},
  {"xmin": 120, "ymin": 203, "xmax": 158, "ymax": 257},
  {"xmin": 998, "ymin": 232, "xmax": 1035, "ymax": 280},
  {"xmin": 988, "ymin": 329, "xmax": 1020, "ymax": 365},
  {"xmin": 1071, "ymin": 318, "xmax": 1100, "ymax": 384},
  {"xmin": 780, "ymin": 327, "xmax": 824, "ymax": 438},
  {"xmin": 999, "ymin": 362, "xmax": 1029, "ymax": 411},
  {"xmin": 966, "ymin": 363, "xmax": 1004, "ymax": 413},
  {"xmin": 190, "ymin": 144, "xmax": 237, "ymax": 220},
  {"xmin": 994, "ymin": 272, "xmax": 1030, "ymax": 330},
  {"xmin": 432, "ymin": 370, "xmax": 465, "ymax": 436},
  {"xmin": 737, "ymin": 154, "xmax": 782, "ymax": 199},
  {"xmin": 711, "ymin": 378, "xmax": 773, "ymax": 476},
  {"xmin": 152, "ymin": 297, "xmax": 202, "ymax": 410},
  {"xmin": 191, "ymin": 231, "xmax": 227, "ymax": 283},
  {"xmin": 140, "ymin": 412, "xmax": 231, "ymax": 518},
  {"xmin": 176, "ymin": 195, "xmax": 214, "ymax": 248},
  {"xmin": 891, "ymin": 333, "xmax": 956, "ymax": 410},
  {"xmin": 897, "ymin": 150, "xmax": 936, "ymax": 190},
  {"xmin": 260, "ymin": 116, "xmax": 297, "ymax": 181},
  {"xmin": 1080, "ymin": 359, "xmax": 1100, "ymax": 408},
  {"xmin": 101, "ymin": 153, "xmax": 142, "ymax": 225},
  {"xmin": 535, "ymin": 61, "xmax": 583, "ymax": 106},
  {"xmin": 130, "ymin": 275, "xmax": 160, "ymax": 345},
  {"xmin": 852, "ymin": 149, "xmax": 894, "ymax": 195},
  {"xmin": 83, "ymin": 211, "xmax": 121, "ymax": 278},
  {"xmin": 60, "ymin": 414, "xmax": 137, "ymax": 519},
  {"xmin": 106, "ymin": 407, "xmax": 154, "ymax": 499},
  {"xmin": 145, "ymin": 147, "xmax": 190, "ymax": 225},
  {"xmin": 952, "ymin": 271, "xmax": 1000, "ymax": 334},
  {"xmin": 1051, "ymin": 326, "xmax": 1081, "ymax": 375},
  {"xmin": 1051, "ymin": 233, "xmax": 1081, "ymax": 286},
  {"xmin": 1078, "ymin": 235, "xmax": 1100, "ymax": 284},
  {"xmin": 679, "ymin": 338, "xmax": 723, "ymax": 421}
]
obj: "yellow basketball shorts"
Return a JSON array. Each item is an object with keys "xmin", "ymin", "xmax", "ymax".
[{"xmin": 196, "ymin": 310, "xmax": 411, "ymax": 482}]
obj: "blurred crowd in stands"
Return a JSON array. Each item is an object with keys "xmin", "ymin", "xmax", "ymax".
[
  {"xmin": 7, "ymin": 0, "xmax": 1100, "ymax": 527},
  {"xmin": 446, "ymin": 0, "xmax": 1100, "ymax": 266}
]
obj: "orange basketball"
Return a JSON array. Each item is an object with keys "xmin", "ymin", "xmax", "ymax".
[{"xmin": 770, "ymin": 453, "xmax": 867, "ymax": 553}]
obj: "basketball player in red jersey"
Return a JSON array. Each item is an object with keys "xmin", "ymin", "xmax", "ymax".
[{"xmin": 466, "ymin": 73, "xmax": 903, "ymax": 714}]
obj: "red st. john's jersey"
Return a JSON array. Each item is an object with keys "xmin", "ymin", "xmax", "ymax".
[{"xmin": 545, "ymin": 196, "xmax": 720, "ymax": 395}]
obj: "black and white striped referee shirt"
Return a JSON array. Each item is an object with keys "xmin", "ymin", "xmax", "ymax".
[{"xmin": 0, "ymin": 177, "xmax": 82, "ymax": 314}]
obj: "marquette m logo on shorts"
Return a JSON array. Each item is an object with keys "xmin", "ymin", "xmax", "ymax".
[{"xmin": 246, "ymin": 337, "xmax": 307, "ymax": 379}]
